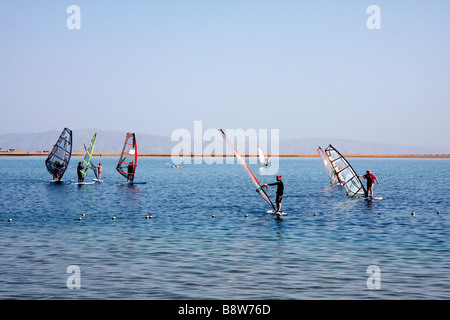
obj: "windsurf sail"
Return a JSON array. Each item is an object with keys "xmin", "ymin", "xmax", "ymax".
[
  {"xmin": 78, "ymin": 132, "xmax": 97, "ymax": 182},
  {"xmin": 323, "ymin": 144, "xmax": 366, "ymax": 197},
  {"xmin": 83, "ymin": 142, "xmax": 99, "ymax": 180},
  {"xmin": 219, "ymin": 129, "xmax": 276, "ymax": 211},
  {"xmin": 258, "ymin": 146, "xmax": 269, "ymax": 167},
  {"xmin": 317, "ymin": 146, "xmax": 340, "ymax": 185},
  {"xmin": 90, "ymin": 162, "xmax": 99, "ymax": 180},
  {"xmin": 45, "ymin": 128, "xmax": 73, "ymax": 180},
  {"xmin": 116, "ymin": 132, "xmax": 137, "ymax": 182}
]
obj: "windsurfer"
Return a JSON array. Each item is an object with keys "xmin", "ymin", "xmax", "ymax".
[
  {"xmin": 127, "ymin": 163, "xmax": 134, "ymax": 182},
  {"xmin": 54, "ymin": 161, "xmax": 63, "ymax": 181},
  {"xmin": 359, "ymin": 170, "xmax": 379, "ymax": 197},
  {"xmin": 263, "ymin": 175, "xmax": 284, "ymax": 212},
  {"xmin": 95, "ymin": 163, "xmax": 102, "ymax": 180},
  {"xmin": 77, "ymin": 162, "xmax": 84, "ymax": 183}
]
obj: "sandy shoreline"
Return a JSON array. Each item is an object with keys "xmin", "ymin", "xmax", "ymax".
[{"xmin": 0, "ymin": 152, "xmax": 449, "ymax": 158}]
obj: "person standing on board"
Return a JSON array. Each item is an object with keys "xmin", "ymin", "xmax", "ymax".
[
  {"xmin": 77, "ymin": 162, "xmax": 84, "ymax": 183},
  {"xmin": 360, "ymin": 170, "xmax": 379, "ymax": 197},
  {"xmin": 54, "ymin": 161, "xmax": 62, "ymax": 181},
  {"xmin": 127, "ymin": 163, "xmax": 134, "ymax": 183},
  {"xmin": 263, "ymin": 175, "xmax": 284, "ymax": 212},
  {"xmin": 95, "ymin": 163, "xmax": 103, "ymax": 180}
]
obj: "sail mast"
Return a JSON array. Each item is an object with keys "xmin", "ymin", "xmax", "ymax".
[
  {"xmin": 218, "ymin": 129, "xmax": 276, "ymax": 211},
  {"xmin": 317, "ymin": 146, "xmax": 340, "ymax": 185}
]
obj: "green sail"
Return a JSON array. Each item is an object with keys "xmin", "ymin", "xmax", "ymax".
[{"xmin": 79, "ymin": 132, "xmax": 97, "ymax": 182}]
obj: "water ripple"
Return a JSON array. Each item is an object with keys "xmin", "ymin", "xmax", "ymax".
[{"xmin": 0, "ymin": 157, "xmax": 449, "ymax": 299}]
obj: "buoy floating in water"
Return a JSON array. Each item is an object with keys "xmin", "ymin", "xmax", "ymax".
[
  {"xmin": 437, "ymin": 211, "xmax": 441, "ymax": 215},
  {"xmin": 8, "ymin": 219, "xmax": 12, "ymax": 222},
  {"xmin": 245, "ymin": 214, "xmax": 248, "ymax": 218},
  {"xmin": 211, "ymin": 215, "xmax": 216, "ymax": 218},
  {"xmin": 112, "ymin": 216, "xmax": 116, "ymax": 220},
  {"xmin": 81, "ymin": 213, "xmax": 86, "ymax": 217},
  {"xmin": 411, "ymin": 212, "xmax": 415, "ymax": 216}
]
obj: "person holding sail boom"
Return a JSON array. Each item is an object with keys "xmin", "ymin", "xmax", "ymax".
[
  {"xmin": 95, "ymin": 163, "xmax": 102, "ymax": 180},
  {"xmin": 359, "ymin": 170, "xmax": 379, "ymax": 197},
  {"xmin": 263, "ymin": 175, "xmax": 284, "ymax": 212}
]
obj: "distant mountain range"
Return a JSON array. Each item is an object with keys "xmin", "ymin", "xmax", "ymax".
[{"xmin": 0, "ymin": 129, "xmax": 448, "ymax": 155}]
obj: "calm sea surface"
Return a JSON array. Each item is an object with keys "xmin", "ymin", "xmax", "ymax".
[{"xmin": 0, "ymin": 156, "xmax": 449, "ymax": 299}]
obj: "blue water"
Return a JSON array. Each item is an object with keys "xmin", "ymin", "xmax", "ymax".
[{"xmin": 0, "ymin": 156, "xmax": 449, "ymax": 299}]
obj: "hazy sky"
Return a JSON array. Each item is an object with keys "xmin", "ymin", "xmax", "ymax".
[{"xmin": 1, "ymin": 1, "xmax": 449, "ymax": 150}]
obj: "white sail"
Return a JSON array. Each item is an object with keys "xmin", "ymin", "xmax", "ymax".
[
  {"xmin": 317, "ymin": 146, "xmax": 340, "ymax": 185},
  {"xmin": 324, "ymin": 144, "xmax": 366, "ymax": 197},
  {"xmin": 258, "ymin": 147, "xmax": 265, "ymax": 164},
  {"xmin": 258, "ymin": 146, "xmax": 269, "ymax": 166}
]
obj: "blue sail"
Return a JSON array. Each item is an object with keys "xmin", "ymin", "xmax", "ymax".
[{"xmin": 45, "ymin": 128, "xmax": 73, "ymax": 181}]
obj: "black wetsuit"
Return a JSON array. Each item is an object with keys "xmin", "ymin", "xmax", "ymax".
[
  {"xmin": 127, "ymin": 164, "xmax": 134, "ymax": 182},
  {"xmin": 77, "ymin": 163, "xmax": 84, "ymax": 182},
  {"xmin": 268, "ymin": 180, "xmax": 284, "ymax": 205}
]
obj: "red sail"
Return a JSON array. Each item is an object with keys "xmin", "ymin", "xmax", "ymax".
[{"xmin": 116, "ymin": 132, "xmax": 137, "ymax": 182}]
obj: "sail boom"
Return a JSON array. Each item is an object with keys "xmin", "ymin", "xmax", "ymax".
[
  {"xmin": 49, "ymin": 152, "xmax": 66, "ymax": 163},
  {"xmin": 118, "ymin": 171, "xmax": 135, "ymax": 176},
  {"xmin": 118, "ymin": 161, "xmax": 134, "ymax": 166}
]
